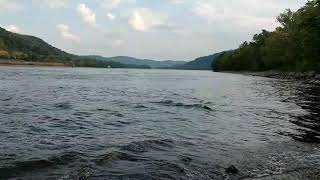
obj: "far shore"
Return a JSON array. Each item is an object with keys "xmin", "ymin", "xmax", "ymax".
[
  {"xmin": 0, "ymin": 59, "xmax": 71, "ymax": 68},
  {"xmin": 1, "ymin": 59, "xmax": 319, "ymax": 85}
]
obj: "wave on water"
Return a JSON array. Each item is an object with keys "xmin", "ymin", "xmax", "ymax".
[
  {"xmin": 96, "ymin": 108, "xmax": 124, "ymax": 117},
  {"xmin": 153, "ymin": 100, "xmax": 213, "ymax": 111},
  {"xmin": 0, "ymin": 108, "xmax": 31, "ymax": 114},
  {"xmin": 54, "ymin": 102, "xmax": 73, "ymax": 109},
  {"xmin": 120, "ymin": 139, "xmax": 175, "ymax": 153},
  {"xmin": 96, "ymin": 139, "xmax": 181, "ymax": 164},
  {"xmin": 134, "ymin": 105, "xmax": 149, "ymax": 109},
  {"xmin": 95, "ymin": 139, "xmax": 192, "ymax": 179},
  {"xmin": 0, "ymin": 152, "xmax": 85, "ymax": 179},
  {"xmin": 97, "ymin": 151, "xmax": 144, "ymax": 163},
  {"xmin": 1, "ymin": 68, "xmax": 320, "ymax": 179}
]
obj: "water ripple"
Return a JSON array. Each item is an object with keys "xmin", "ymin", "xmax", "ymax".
[{"xmin": 0, "ymin": 67, "xmax": 319, "ymax": 179}]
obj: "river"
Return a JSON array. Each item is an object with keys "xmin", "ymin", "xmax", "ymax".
[{"xmin": 0, "ymin": 67, "xmax": 319, "ymax": 179}]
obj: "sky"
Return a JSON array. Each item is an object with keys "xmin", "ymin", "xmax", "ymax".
[{"xmin": 0, "ymin": 0, "xmax": 309, "ymax": 61}]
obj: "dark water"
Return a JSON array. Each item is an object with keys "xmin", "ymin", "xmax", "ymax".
[{"xmin": 0, "ymin": 67, "xmax": 319, "ymax": 180}]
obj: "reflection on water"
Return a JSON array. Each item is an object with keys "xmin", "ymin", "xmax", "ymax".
[{"xmin": 0, "ymin": 67, "xmax": 319, "ymax": 179}]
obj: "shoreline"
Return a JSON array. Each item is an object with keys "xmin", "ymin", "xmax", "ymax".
[
  {"xmin": 220, "ymin": 70, "xmax": 320, "ymax": 85},
  {"xmin": 1, "ymin": 60, "xmax": 319, "ymax": 85},
  {"xmin": 0, "ymin": 60, "xmax": 71, "ymax": 68}
]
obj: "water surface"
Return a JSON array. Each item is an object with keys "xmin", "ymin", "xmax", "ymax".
[{"xmin": 0, "ymin": 67, "xmax": 319, "ymax": 179}]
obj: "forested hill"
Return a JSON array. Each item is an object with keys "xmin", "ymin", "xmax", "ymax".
[
  {"xmin": 84, "ymin": 55, "xmax": 185, "ymax": 69},
  {"xmin": 0, "ymin": 27, "xmax": 71, "ymax": 60},
  {"xmin": 0, "ymin": 27, "xmax": 149, "ymax": 68},
  {"xmin": 172, "ymin": 52, "xmax": 223, "ymax": 70},
  {"xmin": 213, "ymin": 0, "xmax": 320, "ymax": 72}
]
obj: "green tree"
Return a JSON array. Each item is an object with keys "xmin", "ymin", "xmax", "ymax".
[{"xmin": 213, "ymin": 0, "xmax": 320, "ymax": 72}]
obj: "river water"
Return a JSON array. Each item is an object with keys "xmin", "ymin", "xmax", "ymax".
[{"xmin": 0, "ymin": 67, "xmax": 319, "ymax": 179}]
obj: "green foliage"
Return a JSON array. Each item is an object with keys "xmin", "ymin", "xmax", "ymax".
[{"xmin": 213, "ymin": 0, "xmax": 320, "ymax": 72}]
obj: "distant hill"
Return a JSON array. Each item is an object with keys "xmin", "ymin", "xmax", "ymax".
[
  {"xmin": 0, "ymin": 26, "xmax": 226, "ymax": 70},
  {"xmin": 84, "ymin": 53, "xmax": 225, "ymax": 70},
  {"xmin": 0, "ymin": 27, "xmax": 149, "ymax": 68},
  {"xmin": 171, "ymin": 52, "xmax": 223, "ymax": 70},
  {"xmin": 85, "ymin": 55, "xmax": 185, "ymax": 69}
]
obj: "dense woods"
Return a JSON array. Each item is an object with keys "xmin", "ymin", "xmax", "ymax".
[{"xmin": 213, "ymin": 0, "xmax": 320, "ymax": 72}]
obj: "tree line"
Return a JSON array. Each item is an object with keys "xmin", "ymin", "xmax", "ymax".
[{"xmin": 212, "ymin": 0, "xmax": 320, "ymax": 72}]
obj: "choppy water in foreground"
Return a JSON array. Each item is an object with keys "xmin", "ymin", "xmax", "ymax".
[{"xmin": 0, "ymin": 67, "xmax": 319, "ymax": 180}]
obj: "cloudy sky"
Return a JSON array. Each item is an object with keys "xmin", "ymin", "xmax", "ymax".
[{"xmin": 0, "ymin": 0, "xmax": 308, "ymax": 61}]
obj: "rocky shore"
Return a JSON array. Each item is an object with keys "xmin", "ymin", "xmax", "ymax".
[{"xmin": 227, "ymin": 71, "xmax": 320, "ymax": 85}]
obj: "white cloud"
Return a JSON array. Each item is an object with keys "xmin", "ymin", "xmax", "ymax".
[
  {"xmin": 4, "ymin": 25, "xmax": 20, "ymax": 33},
  {"xmin": 77, "ymin": 3, "xmax": 96, "ymax": 26},
  {"xmin": 107, "ymin": 12, "xmax": 116, "ymax": 20},
  {"xmin": 56, "ymin": 24, "xmax": 80, "ymax": 42},
  {"xmin": 0, "ymin": 0, "xmax": 23, "ymax": 11},
  {"xmin": 191, "ymin": 0, "xmax": 284, "ymax": 31},
  {"xmin": 192, "ymin": 1, "xmax": 218, "ymax": 21},
  {"xmin": 129, "ymin": 8, "xmax": 166, "ymax": 31}
]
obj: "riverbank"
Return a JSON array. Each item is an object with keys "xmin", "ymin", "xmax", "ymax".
[
  {"xmin": 223, "ymin": 71, "xmax": 320, "ymax": 85},
  {"xmin": 0, "ymin": 59, "xmax": 70, "ymax": 67}
]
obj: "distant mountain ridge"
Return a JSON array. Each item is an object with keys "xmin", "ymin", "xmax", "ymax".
[
  {"xmin": 171, "ymin": 52, "xmax": 223, "ymax": 70},
  {"xmin": 1, "ymin": 26, "xmax": 222, "ymax": 70},
  {"xmin": 85, "ymin": 53, "xmax": 224, "ymax": 70},
  {"xmin": 85, "ymin": 55, "xmax": 185, "ymax": 69}
]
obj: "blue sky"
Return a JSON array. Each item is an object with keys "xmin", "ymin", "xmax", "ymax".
[{"xmin": 0, "ymin": 0, "xmax": 309, "ymax": 61}]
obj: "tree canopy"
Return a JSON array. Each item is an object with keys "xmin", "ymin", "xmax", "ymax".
[{"xmin": 213, "ymin": 0, "xmax": 320, "ymax": 72}]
